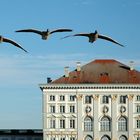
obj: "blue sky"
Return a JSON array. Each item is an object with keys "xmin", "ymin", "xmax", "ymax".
[{"xmin": 0, "ymin": 0, "xmax": 140, "ymax": 129}]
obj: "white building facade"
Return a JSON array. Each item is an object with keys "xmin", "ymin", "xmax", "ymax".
[{"xmin": 39, "ymin": 59, "xmax": 140, "ymax": 140}]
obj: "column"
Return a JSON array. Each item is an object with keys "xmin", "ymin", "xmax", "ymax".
[
  {"xmin": 76, "ymin": 94, "xmax": 83, "ymax": 140},
  {"xmin": 93, "ymin": 95, "xmax": 99, "ymax": 140},
  {"xmin": 111, "ymin": 95, "xmax": 117, "ymax": 140},
  {"xmin": 128, "ymin": 94, "xmax": 134, "ymax": 140}
]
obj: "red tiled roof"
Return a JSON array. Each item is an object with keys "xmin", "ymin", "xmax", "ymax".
[{"xmin": 52, "ymin": 59, "xmax": 140, "ymax": 84}]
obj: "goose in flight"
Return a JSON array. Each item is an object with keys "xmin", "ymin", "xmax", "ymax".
[
  {"xmin": 0, "ymin": 35, "xmax": 28, "ymax": 53},
  {"xmin": 15, "ymin": 28, "xmax": 73, "ymax": 40},
  {"xmin": 62, "ymin": 30, "xmax": 124, "ymax": 47}
]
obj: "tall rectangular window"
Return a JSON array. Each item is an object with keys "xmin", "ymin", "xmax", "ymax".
[
  {"xmin": 50, "ymin": 137, "xmax": 55, "ymax": 140},
  {"xmin": 70, "ymin": 105, "xmax": 75, "ymax": 113},
  {"xmin": 136, "ymin": 95, "xmax": 140, "ymax": 101},
  {"xmin": 60, "ymin": 95, "xmax": 65, "ymax": 101},
  {"xmin": 136, "ymin": 105, "xmax": 140, "ymax": 113},
  {"xmin": 69, "ymin": 95, "xmax": 75, "ymax": 101},
  {"xmin": 50, "ymin": 119, "xmax": 55, "ymax": 128},
  {"xmin": 102, "ymin": 95, "xmax": 109, "ymax": 104},
  {"xmin": 50, "ymin": 105, "xmax": 55, "ymax": 113},
  {"xmin": 60, "ymin": 119, "xmax": 65, "ymax": 129},
  {"xmin": 85, "ymin": 96, "xmax": 92, "ymax": 104},
  {"xmin": 70, "ymin": 137, "xmax": 76, "ymax": 140},
  {"xmin": 136, "ymin": 120, "xmax": 140, "ymax": 129},
  {"xmin": 60, "ymin": 137, "xmax": 65, "ymax": 140},
  {"xmin": 60, "ymin": 105, "xmax": 65, "ymax": 113},
  {"xmin": 49, "ymin": 95, "xmax": 55, "ymax": 101},
  {"xmin": 70, "ymin": 119, "xmax": 75, "ymax": 129},
  {"xmin": 120, "ymin": 96, "xmax": 126, "ymax": 104}
]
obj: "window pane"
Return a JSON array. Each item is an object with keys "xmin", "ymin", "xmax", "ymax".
[
  {"xmin": 100, "ymin": 117, "xmax": 111, "ymax": 131},
  {"xmin": 118, "ymin": 117, "xmax": 127, "ymax": 131},
  {"xmin": 102, "ymin": 96, "xmax": 109, "ymax": 104},
  {"xmin": 69, "ymin": 95, "xmax": 75, "ymax": 101},
  {"xmin": 85, "ymin": 96, "xmax": 92, "ymax": 104},
  {"xmin": 84, "ymin": 117, "xmax": 93, "ymax": 131},
  {"xmin": 120, "ymin": 96, "xmax": 126, "ymax": 104}
]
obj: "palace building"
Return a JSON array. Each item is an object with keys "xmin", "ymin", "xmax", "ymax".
[{"xmin": 39, "ymin": 59, "xmax": 140, "ymax": 140}]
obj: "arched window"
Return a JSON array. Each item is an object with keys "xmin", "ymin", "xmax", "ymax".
[
  {"xmin": 101, "ymin": 135, "xmax": 111, "ymax": 140},
  {"xmin": 118, "ymin": 116, "xmax": 127, "ymax": 131},
  {"xmin": 119, "ymin": 135, "xmax": 127, "ymax": 140},
  {"xmin": 100, "ymin": 116, "xmax": 111, "ymax": 131},
  {"xmin": 84, "ymin": 116, "xmax": 93, "ymax": 131},
  {"xmin": 85, "ymin": 135, "xmax": 93, "ymax": 140}
]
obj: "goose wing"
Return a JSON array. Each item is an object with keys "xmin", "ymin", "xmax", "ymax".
[
  {"xmin": 15, "ymin": 29, "xmax": 42, "ymax": 36},
  {"xmin": 61, "ymin": 33, "xmax": 90, "ymax": 39},
  {"xmin": 50, "ymin": 29, "xmax": 73, "ymax": 34},
  {"xmin": 98, "ymin": 34, "xmax": 124, "ymax": 47},
  {"xmin": 3, "ymin": 38, "xmax": 28, "ymax": 53}
]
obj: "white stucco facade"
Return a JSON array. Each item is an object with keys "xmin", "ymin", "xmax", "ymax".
[{"xmin": 39, "ymin": 84, "xmax": 140, "ymax": 140}]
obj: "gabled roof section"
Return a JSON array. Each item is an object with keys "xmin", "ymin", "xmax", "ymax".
[{"xmin": 51, "ymin": 59, "xmax": 140, "ymax": 84}]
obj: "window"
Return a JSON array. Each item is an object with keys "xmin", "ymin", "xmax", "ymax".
[
  {"xmin": 50, "ymin": 105, "xmax": 55, "ymax": 113},
  {"xmin": 136, "ymin": 95, "xmax": 140, "ymax": 101},
  {"xmin": 136, "ymin": 120, "xmax": 140, "ymax": 128},
  {"xmin": 119, "ymin": 135, "xmax": 127, "ymax": 140},
  {"xmin": 100, "ymin": 116, "xmax": 111, "ymax": 131},
  {"xmin": 136, "ymin": 105, "xmax": 140, "ymax": 113},
  {"xmin": 70, "ymin": 137, "xmax": 76, "ymax": 140},
  {"xmin": 70, "ymin": 119, "xmax": 75, "ymax": 129},
  {"xmin": 60, "ymin": 105, "xmax": 65, "ymax": 113},
  {"xmin": 101, "ymin": 135, "xmax": 111, "ymax": 140},
  {"xmin": 85, "ymin": 135, "xmax": 93, "ymax": 140},
  {"xmin": 50, "ymin": 119, "xmax": 55, "ymax": 128},
  {"xmin": 70, "ymin": 105, "xmax": 75, "ymax": 113},
  {"xmin": 50, "ymin": 137, "xmax": 55, "ymax": 140},
  {"xmin": 60, "ymin": 138, "xmax": 65, "ymax": 140},
  {"xmin": 69, "ymin": 95, "xmax": 75, "ymax": 101},
  {"xmin": 60, "ymin": 119, "xmax": 65, "ymax": 129},
  {"xmin": 85, "ymin": 96, "xmax": 92, "ymax": 104},
  {"xmin": 118, "ymin": 116, "xmax": 127, "ymax": 131},
  {"xmin": 60, "ymin": 95, "xmax": 65, "ymax": 101},
  {"xmin": 49, "ymin": 95, "xmax": 55, "ymax": 101},
  {"xmin": 120, "ymin": 96, "xmax": 126, "ymax": 104},
  {"xmin": 84, "ymin": 116, "xmax": 93, "ymax": 131},
  {"xmin": 137, "ymin": 137, "xmax": 140, "ymax": 140},
  {"xmin": 102, "ymin": 95, "xmax": 109, "ymax": 104}
]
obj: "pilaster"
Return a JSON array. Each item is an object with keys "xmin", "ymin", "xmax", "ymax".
[
  {"xmin": 111, "ymin": 95, "xmax": 117, "ymax": 140},
  {"xmin": 128, "ymin": 94, "xmax": 134, "ymax": 140},
  {"xmin": 76, "ymin": 94, "xmax": 83, "ymax": 140},
  {"xmin": 93, "ymin": 95, "xmax": 99, "ymax": 140}
]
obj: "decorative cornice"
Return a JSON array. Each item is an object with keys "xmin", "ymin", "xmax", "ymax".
[{"xmin": 39, "ymin": 84, "xmax": 140, "ymax": 90}]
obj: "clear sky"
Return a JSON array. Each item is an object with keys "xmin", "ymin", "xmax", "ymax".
[{"xmin": 0, "ymin": 0, "xmax": 140, "ymax": 129}]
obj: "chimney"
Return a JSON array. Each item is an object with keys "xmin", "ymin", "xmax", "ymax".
[
  {"xmin": 47, "ymin": 77, "xmax": 52, "ymax": 83},
  {"xmin": 129, "ymin": 61, "xmax": 134, "ymax": 71},
  {"xmin": 64, "ymin": 66, "xmax": 69, "ymax": 77},
  {"xmin": 76, "ymin": 62, "xmax": 81, "ymax": 72}
]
